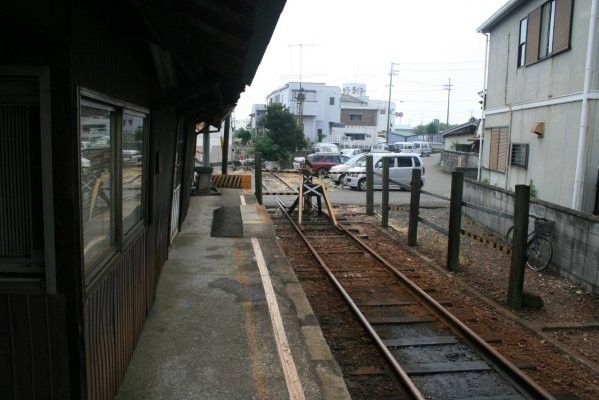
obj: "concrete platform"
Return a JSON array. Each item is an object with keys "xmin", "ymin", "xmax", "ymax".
[{"xmin": 116, "ymin": 189, "xmax": 349, "ymax": 400}]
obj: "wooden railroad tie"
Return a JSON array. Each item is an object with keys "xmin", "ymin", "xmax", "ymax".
[{"xmin": 459, "ymin": 228, "xmax": 511, "ymax": 255}]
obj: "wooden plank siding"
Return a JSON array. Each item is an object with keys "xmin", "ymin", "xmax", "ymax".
[
  {"xmin": 84, "ymin": 234, "xmax": 148, "ymax": 400},
  {"xmin": 66, "ymin": 7, "xmax": 175, "ymax": 400},
  {"xmin": 1, "ymin": 1, "xmax": 205, "ymax": 398},
  {"xmin": 0, "ymin": 294, "xmax": 70, "ymax": 399}
]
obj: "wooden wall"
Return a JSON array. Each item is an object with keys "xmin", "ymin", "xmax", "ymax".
[
  {"xmin": 0, "ymin": 294, "xmax": 71, "ymax": 399},
  {"xmin": 84, "ymin": 235, "xmax": 148, "ymax": 400},
  {"xmin": 69, "ymin": 5, "xmax": 181, "ymax": 399},
  {"xmin": 1, "ymin": 1, "xmax": 191, "ymax": 398}
]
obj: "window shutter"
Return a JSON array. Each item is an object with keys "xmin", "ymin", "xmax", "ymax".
[
  {"xmin": 525, "ymin": 8, "xmax": 541, "ymax": 65},
  {"xmin": 489, "ymin": 129, "xmax": 499, "ymax": 170},
  {"xmin": 497, "ymin": 128, "xmax": 509, "ymax": 173},
  {"xmin": 553, "ymin": 0, "xmax": 573, "ymax": 54}
]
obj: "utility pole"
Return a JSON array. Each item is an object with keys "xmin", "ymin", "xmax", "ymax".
[
  {"xmin": 386, "ymin": 62, "xmax": 399, "ymax": 144},
  {"xmin": 443, "ymin": 78, "xmax": 452, "ymax": 128},
  {"xmin": 289, "ymin": 43, "xmax": 314, "ymax": 134}
]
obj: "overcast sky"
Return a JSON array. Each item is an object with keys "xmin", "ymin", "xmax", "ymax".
[{"xmin": 234, "ymin": 0, "xmax": 508, "ymax": 128}]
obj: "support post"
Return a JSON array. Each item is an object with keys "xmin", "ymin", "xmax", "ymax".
[
  {"xmin": 507, "ymin": 185, "xmax": 530, "ymax": 309},
  {"xmin": 255, "ymin": 152, "xmax": 262, "ymax": 205},
  {"xmin": 381, "ymin": 157, "xmax": 390, "ymax": 227},
  {"xmin": 222, "ymin": 115, "xmax": 230, "ymax": 175},
  {"xmin": 408, "ymin": 169, "xmax": 421, "ymax": 246},
  {"xmin": 447, "ymin": 171, "xmax": 464, "ymax": 272},
  {"xmin": 366, "ymin": 155, "xmax": 374, "ymax": 215}
]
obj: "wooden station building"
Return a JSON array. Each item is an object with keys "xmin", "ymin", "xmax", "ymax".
[{"xmin": 0, "ymin": 1, "xmax": 286, "ymax": 398}]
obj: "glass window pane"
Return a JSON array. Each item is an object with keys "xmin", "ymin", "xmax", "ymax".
[
  {"xmin": 80, "ymin": 104, "xmax": 115, "ymax": 268},
  {"xmin": 122, "ymin": 113, "xmax": 144, "ymax": 234}
]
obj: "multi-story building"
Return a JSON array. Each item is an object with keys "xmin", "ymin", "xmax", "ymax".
[
  {"xmin": 478, "ymin": 0, "xmax": 598, "ymax": 213},
  {"xmin": 266, "ymin": 82, "xmax": 341, "ymax": 143},
  {"xmin": 263, "ymin": 81, "xmax": 395, "ymax": 149},
  {"xmin": 333, "ymin": 89, "xmax": 395, "ymax": 148},
  {"xmin": 249, "ymin": 104, "xmax": 267, "ymax": 137}
]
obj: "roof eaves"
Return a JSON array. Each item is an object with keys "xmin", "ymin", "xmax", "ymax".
[{"xmin": 477, "ymin": 0, "xmax": 526, "ymax": 33}]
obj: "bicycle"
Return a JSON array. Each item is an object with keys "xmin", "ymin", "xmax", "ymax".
[{"xmin": 505, "ymin": 215, "xmax": 554, "ymax": 271}]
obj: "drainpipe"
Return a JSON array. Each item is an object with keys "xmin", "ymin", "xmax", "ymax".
[
  {"xmin": 477, "ymin": 33, "xmax": 490, "ymax": 181},
  {"xmin": 572, "ymin": 0, "xmax": 598, "ymax": 210}
]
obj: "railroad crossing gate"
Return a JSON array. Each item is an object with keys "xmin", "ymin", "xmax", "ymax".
[{"xmin": 286, "ymin": 173, "xmax": 337, "ymax": 228}]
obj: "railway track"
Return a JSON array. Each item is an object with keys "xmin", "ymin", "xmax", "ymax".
[{"xmin": 270, "ymin": 200, "xmax": 555, "ymax": 399}]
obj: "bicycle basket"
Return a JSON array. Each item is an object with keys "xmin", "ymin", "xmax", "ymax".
[{"xmin": 534, "ymin": 218, "xmax": 554, "ymax": 235}]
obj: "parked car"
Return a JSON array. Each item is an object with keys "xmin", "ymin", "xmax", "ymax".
[
  {"xmin": 340, "ymin": 148, "xmax": 362, "ymax": 157},
  {"xmin": 370, "ymin": 143, "xmax": 389, "ymax": 152},
  {"xmin": 410, "ymin": 141, "xmax": 431, "ymax": 157},
  {"xmin": 305, "ymin": 153, "xmax": 349, "ymax": 177},
  {"xmin": 390, "ymin": 142, "xmax": 415, "ymax": 153},
  {"xmin": 311, "ymin": 142, "xmax": 340, "ymax": 154},
  {"xmin": 328, "ymin": 153, "xmax": 366, "ymax": 184},
  {"xmin": 344, "ymin": 153, "xmax": 425, "ymax": 191}
]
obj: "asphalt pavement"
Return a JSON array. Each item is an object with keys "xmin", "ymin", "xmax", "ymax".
[{"xmin": 264, "ymin": 152, "xmax": 452, "ymax": 209}]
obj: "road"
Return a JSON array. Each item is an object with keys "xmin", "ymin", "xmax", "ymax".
[{"xmin": 263, "ymin": 152, "xmax": 453, "ymax": 208}]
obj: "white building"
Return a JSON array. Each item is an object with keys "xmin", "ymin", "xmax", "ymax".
[
  {"xmin": 266, "ymin": 82, "xmax": 341, "ymax": 143},
  {"xmin": 261, "ymin": 81, "xmax": 395, "ymax": 149},
  {"xmin": 248, "ymin": 104, "xmax": 267, "ymax": 137},
  {"xmin": 332, "ymin": 91, "xmax": 396, "ymax": 148},
  {"xmin": 478, "ymin": 0, "xmax": 599, "ymax": 213}
]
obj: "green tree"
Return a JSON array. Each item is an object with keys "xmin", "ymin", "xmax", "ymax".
[
  {"xmin": 413, "ymin": 120, "xmax": 455, "ymax": 136},
  {"xmin": 235, "ymin": 127, "xmax": 252, "ymax": 145},
  {"xmin": 253, "ymin": 103, "xmax": 307, "ymax": 161},
  {"xmin": 317, "ymin": 131, "xmax": 326, "ymax": 143}
]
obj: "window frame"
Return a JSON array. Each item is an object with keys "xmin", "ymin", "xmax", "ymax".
[
  {"xmin": 510, "ymin": 143, "xmax": 529, "ymax": 168},
  {"xmin": 523, "ymin": 0, "xmax": 572, "ymax": 66},
  {"xmin": 121, "ymin": 109, "xmax": 147, "ymax": 241},
  {"xmin": 517, "ymin": 17, "xmax": 528, "ymax": 67},
  {"xmin": 487, "ymin": 127, "xmax": 509, "ymax": 173},
  {"xmin": 539, "ymin": 0, "xmax": 556, "ymax": 59},
  {"xmin": 0, "ymin": 67, "xmax": 56, "ymax": 293},
  {"xmin": 78, "ymin": 88, "xmax": 149, "ymax": 286}
]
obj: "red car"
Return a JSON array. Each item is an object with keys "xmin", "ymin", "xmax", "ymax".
[{"xmin": 305, "ymin": 153, "xmax": 349, "ymax": 177}]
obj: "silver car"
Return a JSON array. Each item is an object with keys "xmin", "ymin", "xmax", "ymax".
[
  {"xmin": 344, "ymin": 153, "xmax": 425, "ymax": 191},
  {"xmin": 328, "ymin": 153, "xmax": 366, "ymax": 184}
]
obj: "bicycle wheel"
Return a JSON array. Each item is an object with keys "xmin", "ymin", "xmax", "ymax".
[
  {"xmin": 526, "ymin": 236, "xmax": 552, "ymax": 271},
  {"xmin": 505, "ymin": 226, "xmax": 514, "ymax": 247}
]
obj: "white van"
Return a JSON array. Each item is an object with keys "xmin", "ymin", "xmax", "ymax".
[
  {"xmin": 410, "ymin": 141, "xmax": 431, "ymax": 157},
  {"xmin": 391, "ymin": 142, "xmax": 415, "ymax": 153},
  {"xmin": 344, "ymin": 153, "xmax": 425, "ymax": 191},
  {"xmin": 370, "ymin": 143, "xmax": 389, "ymax": 152}
]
